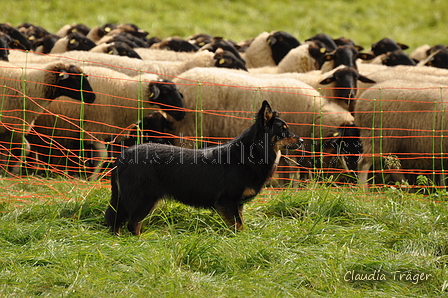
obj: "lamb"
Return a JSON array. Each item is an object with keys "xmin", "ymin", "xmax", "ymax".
[
  {"xmin": 29, "ymin": 66, "xmax": 185, "ymax": 179},
  {"xmin": 172, "ymin": 67, "xmax": 355, "ymax": 180},
  {"xmin": 354, "ymin": 79, "xmax": 448, "ymax": 187},
  {"xmin": 0, "ymin": 60, "xmax": 96, "ymax": 175}
]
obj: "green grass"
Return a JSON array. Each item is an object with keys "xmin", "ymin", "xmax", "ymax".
[
  {"xmin": 0, "ymin": 177, "xmax": 447, "ymax": 297},
  {"xmin": 2, "ymin": 0, "xmax": 448, "ymax": 52},
  {"xmin": 1, "ymin": 1, "xmax": 448, "ymax": 296}
]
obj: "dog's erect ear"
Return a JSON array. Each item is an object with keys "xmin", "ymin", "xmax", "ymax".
[
  {"xmin": 259, "ymin": 100, "xmax": 274, "ymax": 126},
  {"xmin": 148, "ymin": 82, "xmax": 161, "ymax": 100}
]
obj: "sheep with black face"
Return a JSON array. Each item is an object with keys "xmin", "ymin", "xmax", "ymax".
[
  {"xmin": 0, "ymin": 61, "xmax": 95, "ymax": 175},
  {"xmin": 29, "ymin": 66, "xmax": 185, "ymax": 179}
]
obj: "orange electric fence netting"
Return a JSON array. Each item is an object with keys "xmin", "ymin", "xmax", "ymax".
[{"xmin": 0, "ymin": 49, "xmax": 447, "ymax": 205}]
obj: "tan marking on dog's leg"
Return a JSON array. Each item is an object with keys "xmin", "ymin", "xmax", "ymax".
[
  {"xmin": 236, "ymin": 205, "xmax": 244, "ymax": 231},
  {"xmin": 215, "ymin": 203, "xmax": 244, "ymax": 231},
  {"xmin": 242, "ymin": 187, "xmax": 257, "ymax": 198},
  {"xmin": 134, "ymin": 222, "xmax": 142, "ymax": 236}
]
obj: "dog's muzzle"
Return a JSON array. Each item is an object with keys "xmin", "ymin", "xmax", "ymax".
[{"xmin": 284, "ymin": 132, "xmax": 303, "ymax": 150}]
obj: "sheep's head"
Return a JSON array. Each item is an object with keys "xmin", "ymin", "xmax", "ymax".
[
  {"xmin": 214, "ymin": 49, "xmax": 247, "ymax": 71},
  {"xmin": 0, "ymin": 33, "xmax": 10, "ymax": 61},
  {"xmin": 319, "ymin": 67, "xmax": 375, "ymax": 105},
  {"xmin": 370, "ymin": 38, "xmax": 408, "ymax": 57},
  {"xmin": 107, "ymin": 41, "xmax": 142, "ymax": 59},
  {"xmin": 148, "ymin": 79, "xmax": 186, "ymax": 121},
  {"xmin": 267, "ymin": 31, "xmax": 301, "ymax": 65},
  {"xmin": 66, "ymin": 32, "xmax": 96, "ymax": 51},
  {"xmin": 45, "ymin": 62, "xmax": 96, "ymax": 103}
]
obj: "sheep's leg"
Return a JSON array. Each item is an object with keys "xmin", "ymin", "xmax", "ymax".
[
  {"xmin": 214, "ymin": 201, "xmax": 244, "ymax": 231},
  {"xmin": 7, "ymin": 137, "xmax": 30, "ymax": 176},
  {"xmin": 88, "ymin": 142, "xmax": 109, "ymax": 180},
  {"xmin": 358, "ymin": 156, "xmax": 372, "ymax": 190},
  {"xmin": 440, "ymin": 174, "xmax": 446, "ymax": 188},
  {"xmin": 390, "ymin": 172, "xmax": 407, "ymax": 185}
]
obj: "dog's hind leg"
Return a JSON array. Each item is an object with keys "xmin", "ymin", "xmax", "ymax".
[
  {"xmin": 127, "ymin": 198, "xmax": 160, "ymax": 236},
  {"xmin": 105, "ymin": 206, "xmax": 125, "ymax": 236},
  {"xmin": 214, "ymin": 201, "xmax": 244, "ymax": 231}
]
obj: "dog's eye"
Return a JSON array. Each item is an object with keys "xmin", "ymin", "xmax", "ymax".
[{"xmin": 282, "ymin": 125, "xmax": 287, "ymax": 130}]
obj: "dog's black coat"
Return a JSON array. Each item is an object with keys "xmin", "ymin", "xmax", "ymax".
[{"xmin": 105, "ymin": 100, "xmax": 301, "ymax": 235}]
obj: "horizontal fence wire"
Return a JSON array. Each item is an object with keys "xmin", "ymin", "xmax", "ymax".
[{"xmin": 0, "ymin": 48, "xmax": 447, "ymax": 205}]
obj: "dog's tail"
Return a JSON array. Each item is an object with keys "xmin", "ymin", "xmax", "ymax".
[{"xmin": 105, "ymin": 166, "xmax": 128, "ymax": 235}]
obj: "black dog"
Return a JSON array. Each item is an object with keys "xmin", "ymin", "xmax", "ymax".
[{"xmin": 105, "ymin": 100, "xmax": 302, "ymax": 235}]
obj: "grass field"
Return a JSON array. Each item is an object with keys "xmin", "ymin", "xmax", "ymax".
[
  {"xmin": 1, "ymin": 1, "xmax": 448, "ymax": 297},
  {"xmin": 2, "ymin": 0, "xmax": 448, "ymax": 51},
  {"xmin": 0, "ymin": 178, "xmax": 447, "ymax": 297}
]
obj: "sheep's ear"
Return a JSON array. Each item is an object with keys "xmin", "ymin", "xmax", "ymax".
[
  {"xmin": 258, "ymin": 100, "xmax": 274, "ymax": 126},
  {"xmin": 358, "ymin": 53, "xmax": 375, "ymax": 60},
  {"xmin": 319, "ymin": 76, "xmax": 335, "ymax": 85},
  {"xmin": 323, "ymin": 54, "xmax": 334, "ymax": 61},
  {"xmin": 267, "ymin": 36, "xmax": 277, "ymax": 45},
  {"xmin": 358, "ymin": 74, "xmax": 376, "ymax": 84},
  {"xmin": 397, "ymin": 42, "xmax": 409, "ymax": 50},
  {"xmin": 58, "ymin": 71, "xmax": 70, "ymax": 80},
  {"xmin": 69, "ymin": 38, "xmax": 78, "ymax": 47},
  {"xmin": 149, "ymin": 83, "xmax": 161, "ymax": 100},
  {"xmin": 108, "ymin": 46, "xmax": 119, "ymax": 55}
]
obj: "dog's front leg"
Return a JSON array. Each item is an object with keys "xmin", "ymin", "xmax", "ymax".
[{"xmin": 214, "ymin": 201, "xmax": 244, "ymax": 231}]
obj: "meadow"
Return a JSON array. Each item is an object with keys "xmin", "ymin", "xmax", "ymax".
[{"xmin": 1, "ymin": 0, "xmax": 448, "ymax": 297}]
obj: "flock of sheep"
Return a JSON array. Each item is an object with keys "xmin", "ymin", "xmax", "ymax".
[{"xmin": 1, "ymin": 22, "xmax": 448, "ymax": 188}]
